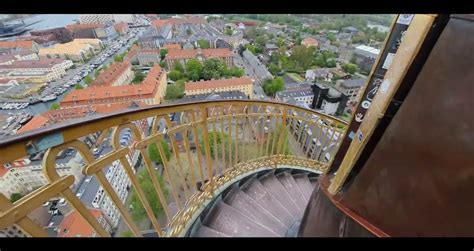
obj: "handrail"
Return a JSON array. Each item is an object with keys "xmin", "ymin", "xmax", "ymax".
[{"xmin": 0, "ymin": 100, "xmax": 347, "ymax": 237}]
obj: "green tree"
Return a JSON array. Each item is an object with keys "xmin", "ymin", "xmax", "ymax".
[
  {"xmin": 256, "ymin": 35, "xmax": 268, "ymax": 47},
  {"xmin": 262, "ymin": 77, "xmax": 285, "ymax": 97},
  {"xmin": 185, "ymin": 58, "xmax": 203, "ymax": 81},
  {"xmin": 173, "ymin": 61, "xmax": 185, "ymax": 74},
  {"xmin": 160, "ymin": 48, "xmax": 168, "ymax": 60},
  {"xmin": 326, "ymin": 58, "xmax": 337, "ymax": 68},
  {"xmin": 165, "ymin": 83, "xmax": 185, "ymax": 100},
  {"xmin": 186, "ymin": 29, "xmax": 192, "ymax": 35},
  {"xmin": 120, "ymin": 230, "xmax": 133, "ymax": 237},
  {"xmin": 268, "ymin": 63, "xmax": 281, "ymax": 76},
  {"xmin": 10, "ymin": 193, "xmax": 23, "ymax": 203},
  {"xmin": 132, "ymin": 70, "xmax": 145, "ymax": 83},
  {"xmin": 341, "ymin": 63, "xmax": 358, "ymax": 74},
  {"xmin": 84, "ymin": 76, "xmax": 93, "ymax": 85},
  {"xmin": 94, "ymin": 69, "xmax": 100, "ymax": 78},
  {"xmin": 277, "ymin": 37, "xmax": 285, "ymax": 47},
  {"xmin": 197, "ymin": 39, "xmax": 210, "ymax": 49},
  {"xmin": 114, "ymin": 54, "xmax": 124, "ymax": 62},
  {"xmin": 225, "ymin": 28, "xmax": 233, "ymax": 36},
  {"xmin": 147, "ymin": 139, "xmax": 171, "ymax": 165},
  {"xmin": 230, "ymin": 66, "xmax": 244, "ymax": 77},
  {"xmin": 129, "ymin": 169, "xmax": 169, "ymax": 221},
  {"xmin": 75, "ymin": 84, "xmax": 84, "ymax": 89},
  {"xmin": 289, "ymin": 45, "xmax": 315, "ymax": 71},
  {"xmin": 199, "ymin": 132, "xmax": 234, "ymax": 162},
  {"xmin": 202, "ymin": 58, "xmax": 225, "ymax": 80},
  {"xmin": 327, "ymin": 33, "xmax": 336, "ymax": 42},
  {"xmin": 159, "ymin": 61, "xmax": 167, "ymax": 68},
  {"xmin": 168, "ymin": 70, "xmax": 183, "ymax": 81},
  {"xmin": 50, "ymin": 103, "xmax": 60, "ymax": 110}
]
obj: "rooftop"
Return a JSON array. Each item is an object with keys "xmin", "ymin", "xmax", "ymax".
[
  {"xmin": 0, "ymin": 40, "xmax": 36, "ymax": 49},
  {"xmin": 91, "ymin": 61, "xmax": 131, "ymax": 87},
  {"xmin": 185, "ymin": 77, "xmax": 252, "ymax": 91},
  {"xmin": 58, "ymin": 208, "xmax": 103, "ymax": 237},
  {"xmin": 340, "ymin": 78, "xmax": 367, "ymax": 88}
]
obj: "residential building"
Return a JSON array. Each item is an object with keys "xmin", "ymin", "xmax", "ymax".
[
  {"xmin": 319, "ymin": 43, "xmax": 338, "ymax": 53},
  {"xmin": 58, "ymin": 208, "xmax": 112, "ymax": 237},
  {"xmin": 353, "ymin": 45, "xmax": 380, "ymax": 73},
  {"xmin": 61, "ymin": 65, "xmax": 167, "ymax": 107},
  {"xmin": 0, "ymin": 40, "xmax": 39, "ymax": 53},
  {"xmin": 18, "ymin": 102, "xmax": 145, "ymax": 134},
  {"xmin": 38, "ymin": 39, "xmax": 103, "ymax": 62},
  {"xmin": 138, "ymin": 35, "xmax": 161, "ymax": 49},
  {"xmin": 164, "ymin": 43, "xmax": 181, "ymax": 50},
  {"xmin": 112, "ymin": 14, "xmax": 135, "ymax": 24},
  {"xmin": 65, "ymin": 23, "xmax": 101, "ymax": 39},
  {"xmin": 0, "ymin": 58, "xmax": 73, "ymax": 82},
  {"xmin": 94, "ymin": 25, "xmax": 118, "ymax": 43},
  {"xmin": 311, "ymin": 83, "xmax": 349, "ymax": 116},
  {"xmin": 114, "ymin": 22, "xmax": 129, "ymax": 35},
  {"xmin": 185, "ymin": 77, "xmax": 253, "ymax": 98},
  {"xmin": 0, "ymin": 156, "xmax": 84, "ymax": 198},
  {"xmin": 165, "ymin": 48, "xmax": 233, "ymax": 70},
  {"xmin": 305, "ymin": 68, "xmax": 333, "ymax": 82},
  {"xmin": 137, "ymin": 49, "xmax": 161, "ymax": 66},
  {"xmin": 265, "ymin": 43, "xmax": 279, "ymax": 55},
  {"xmin": 151, "ymin": 20, "xmax": 173, "ymax": 40},
  {"xmin": 30, "ymin": 27, "xmax": 73, "ymax": 44},
  {"xmin": 79, "ymin": 14, "xmax": 114, "ymax": 25},
  {"xmin": 124, "ymin": 44, "xmax": 139, "ymax": 63},
  {"xmin": 0, "ymin": 50, "xmax": 39, "ymax": 65},
  {"xmin": 335, "ymin": 77, "xmax": 367, "ymax": 104},
  {"xmin": 337, "ymin": 45, "xmax": 355, "ymax": 63},
  {"xmin": 91, "ymin": 61, "xmax": 133, "ymax": 87},
  {"xmin": 0, "ymin": 207, "xmax": 50, "ymax": 237},
  {"xmin": 301, "ymin": 37, "xmax": 319, "ymax": 48},
  {"xmin": 342, "ymin": 26, "xmax": 359, "ymax": 34},
  {"xmin": 276, "ymin": 85, "xmax": 314, "ymax": 107}
]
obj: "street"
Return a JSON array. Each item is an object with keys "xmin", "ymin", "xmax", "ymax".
[{"xmin": 232, "ymin": 51, "xmax": 267, "ymax": 100}]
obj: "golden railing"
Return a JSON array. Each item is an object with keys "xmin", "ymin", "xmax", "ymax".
[{"xmin": 0, "ymin": 100, "xmax": 347, "ymax": 237}]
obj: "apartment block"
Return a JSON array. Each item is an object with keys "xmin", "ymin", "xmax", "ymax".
[
  {"xmin": 185, "ymin": 77, "xmax": 253, "ymax": 98},
  {"xmin": 91, "ymin": 61, "xmax": 134, "ymax": 87},
  {"xmin": 0, "ymin": 58, "xmax": 73, "ymax": 82}
]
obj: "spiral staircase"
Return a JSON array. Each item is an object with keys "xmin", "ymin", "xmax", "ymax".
[{"xmin": 188, "ymin": 169, "xmax": 317, "ymax": 237}]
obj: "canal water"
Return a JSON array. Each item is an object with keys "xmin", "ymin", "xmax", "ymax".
[{"xmin": 23, "ymin": 14, "xmax": 79, "ymax": 32}]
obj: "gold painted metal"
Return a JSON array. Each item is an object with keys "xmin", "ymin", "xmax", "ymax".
[
  {"xmin": 0, "ymin": 195, "xmax": 48, "ymax": 237},
  {"xmin": 190, "ymin": 111, "xmax": 205, "ymax": 183},
  {"xmin": 328, "ymin": 14, "xmax": 436, "ymax": 194},
  {"xmin": 43, "ymin": 140, "xmax": 111, "ymax": 237},
  {"xmin": 200, "ymin": 106, "xmax": 214, "ymax": 190}
]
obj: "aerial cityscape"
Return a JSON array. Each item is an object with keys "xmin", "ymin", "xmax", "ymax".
[{"xmin": 0, "ymin": 14, "xmax": 398, "ymax": 237}]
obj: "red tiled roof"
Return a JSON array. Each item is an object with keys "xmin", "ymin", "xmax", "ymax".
[
  {"xmin": 166, "ymin": 48, "xmax": 232, "ymax": 60},
  {"xmin": 0, "ymin": 58, "xmax": 65, "ymax": 70},
  {"xmin": 152, "ymin": 19, "xmax": 171, "ymax": 28},
  {"xmin": 142, "ymin": 65, "xmax": 165, "ymax": 86},
  {"xmin": 91, "ymin": 61, "xmax": 131, "ymax": 87},
  {"xmin": 0, "ymin": 40, "xmax": 35, "ymax": 49},
  {"xmin": 124, "ymin": 44, "xmax": 139, "ymax": 62},
  {"xmin": 138, "ymin": 49, "xmax": 160, "ymax": 55},
  {"xmin": 17, "ymin": 115, "xmax": 49, "ymax": 134},
  {"xmin": 18, "ymin": 102, "xmax": 146, "ymax": 134},
  {"xmin": 201, "ymin": 48, "xmax": 232, "ymax": 58},
  {"xmin": 58, "ymin": 208, "xmax": 104, "ymax": 237},
  {"xmin": 166, "ymin": 49, "xmax": 197, "ymax": 59},
  {"xmin": 66, "ymin": 23, "xmax": 104, "ymax": 31},
  {"xmin": 61, "ymin": 66, "xmax": 165, "ymax": 105},
  {"xmin": 302, "ymin": 37, "xmax": 318, "ymax": 46},
  {"xmin": 185, "ymin": 77, "xmax": 252, "ymax": 91},
  {"xmin": 163, "ymin": 44, "xmax": 181, "ymax": 50},
  {"xmin": 114, "ymin": 22, "xmax": 128, "ymax": 33}
]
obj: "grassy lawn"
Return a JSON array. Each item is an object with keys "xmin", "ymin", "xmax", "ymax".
[{"xmin": 286, "ymin": 72, "xmax": 305, "ymax": 83}]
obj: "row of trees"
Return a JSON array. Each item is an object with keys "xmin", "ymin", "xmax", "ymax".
[{"xmin": 169, "ymin": 58, "xmax": 244, "ymax": 83}]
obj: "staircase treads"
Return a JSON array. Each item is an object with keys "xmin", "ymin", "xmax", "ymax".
[
  {"xmin": 224, "ymin": 188, "xmax": 288, "ymax": 235},
  {"xmin": 292, "ymin": 173, "xmax": 313, "ymax": 200},
  {"xmin": 203, "ymin": 201, "xmax": 279, "ymax": 237},
  {"xmin": 241, "ymin": 177, "xmax": 296, "ymax": 228},
  {"xmin": 275, "ymin": 171, "xmax": 306, "ymax": 213},
  {"xmin": 195, "ymin": 225, "xmax": 231, "ymax": 237},
  {"xmin": 259, "ymin": 171, "xmax": 301, "ymax": 219}
]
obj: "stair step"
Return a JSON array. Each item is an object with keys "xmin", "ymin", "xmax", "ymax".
[
  {"xmin": 259, "ymin": 171, "xmax": 301, "ymax": 219},
  {"xmin": 224, "ymin": 187, "xmax": 288, "ymax": 235},
  {"xmin": 275, "ymin": 171, "xmax": 306, "ymax": 213},
  {"xmin": 195, "ymin": 225, "xmax": 231, "ymax": 237},
  {"xmin": 203, "ymin": 201, "xmax": 279, "ymax": 237},
  {"xmin": 293, "ymin": 173, "xmax": 313, "ymax": 200},
  {"xmin": 241, "ymin": 176, "xmax": 296, "ymax": 228}
]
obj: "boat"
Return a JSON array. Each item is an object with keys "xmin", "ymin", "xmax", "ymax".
[{"xmin": 40, "ymin": 94, "xmax": 57, "ymax": 102}]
